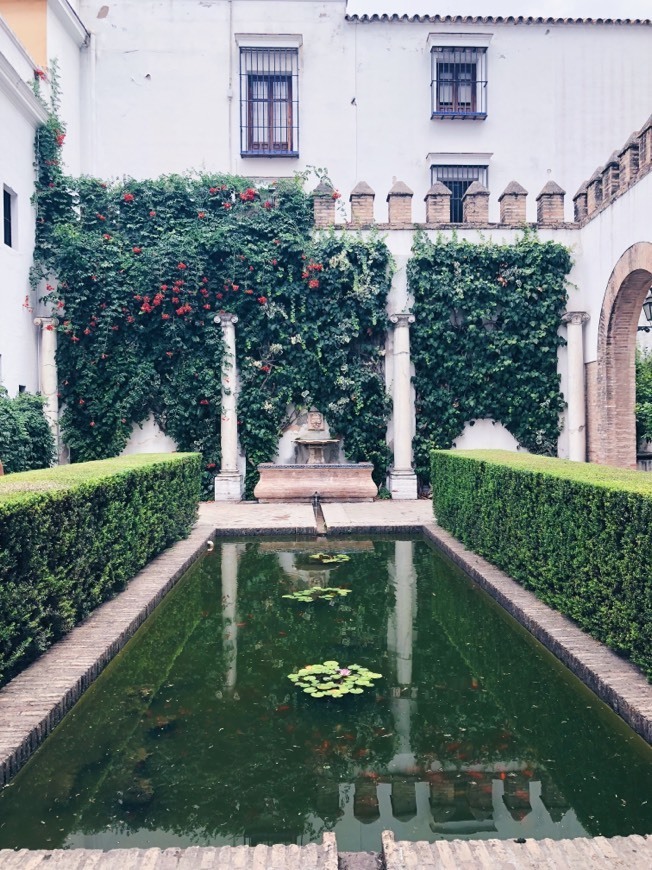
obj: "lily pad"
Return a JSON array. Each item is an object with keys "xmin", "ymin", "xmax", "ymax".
[{"xmin": 287, "ymin": 660, "xmax": 382, "ymax": 700}]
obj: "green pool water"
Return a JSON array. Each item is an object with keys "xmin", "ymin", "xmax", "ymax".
[{"xmin": 0, "ymin": 537, "xmax": 651, "ymax": 852}]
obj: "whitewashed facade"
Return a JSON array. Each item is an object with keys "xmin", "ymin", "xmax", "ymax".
[{"xmin": 1, "ymin": 1, "xmax": 652, "ymax": 488}]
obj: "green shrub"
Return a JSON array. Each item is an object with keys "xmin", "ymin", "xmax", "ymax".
[
  {"xmin": 0, "ymin": 388, "xmax": 55, "ymax": 473},
  {"xmin": 635, "ymin": 347, "xmax": 652, "ymax": 444},
  {"xmin": 431, "ymin": 449, "xmax": 652, "ymax": 679},
  {"xmin": 0, "ymin": 453, "xmax": 200, "ymax": 686}
]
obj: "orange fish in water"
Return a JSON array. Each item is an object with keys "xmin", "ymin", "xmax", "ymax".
[
  {"xmin": 470, "ymin": 678, "xmax": 479, "ymax": 689},
  {"xmin": 278, "ymin": 631, "xmax": 287, "ymax": 637},
  {"xmin": 468, "ymin": 771, "xmax": 484, "ymax": 780},
  {"xmin": 356, "ymin": 748, "xmax": 369, "ymax": 758},
  {"xmin": 275, "ymin": 704, "xmax": 290, "ymax": 713},
  {"xmin": 236, "ymin": 622, "xmax": 247, "ymax": 628},
  {"xmin": 446, "ymin": 742, "xmax": 461, "ymax": 751}
]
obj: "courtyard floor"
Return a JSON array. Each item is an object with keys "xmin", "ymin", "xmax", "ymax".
[{"xmin": 0, "ymin": 500, "xmax": 650, "ymax": 868}]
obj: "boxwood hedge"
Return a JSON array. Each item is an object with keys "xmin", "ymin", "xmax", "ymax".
[
  {"xmin": 0, "ymin": 453, "xmax": 200, "ymax": 686},
  {"xmin": 431, "ymin": 449, "xmax": 652, "ymax": 679}
]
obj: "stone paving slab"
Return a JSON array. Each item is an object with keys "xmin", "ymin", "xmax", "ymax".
[
  {"xmin": 0, "ymin": 836, "xmax": 339, "ymax": 869},
  {"xmin": 382, "ymin": 832, "xmax": 652, "ymax": 868},
  {"xmin": 320, "ymin": 500, "xmax": 433, "ymax": 532},
  {"xmin": 199, "ymin": 502, "xmax": 316, "ymax": 535}
]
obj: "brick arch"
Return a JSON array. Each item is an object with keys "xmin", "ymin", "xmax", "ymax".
[{"xmin": 588, "ymin": 242, "xmax": 652, "ymax": 467}]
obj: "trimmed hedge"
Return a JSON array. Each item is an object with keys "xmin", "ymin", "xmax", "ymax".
[
  {"xmin": 0, "ymin": 453, "xmax": 200, "ymax": 686},
  {"xmin": 431, "ymin": 449, "xmax": 652, "ymax": 679}
]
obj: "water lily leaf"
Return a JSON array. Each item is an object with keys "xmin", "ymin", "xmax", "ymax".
[{"xmin": 349, "ymin": 688, "xmax": 364, "ymax": 694}]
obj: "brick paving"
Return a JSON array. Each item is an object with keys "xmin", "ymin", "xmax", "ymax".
[{"xmin": 0, "ymin": 498, "xmax": 650, "ymax": 868}]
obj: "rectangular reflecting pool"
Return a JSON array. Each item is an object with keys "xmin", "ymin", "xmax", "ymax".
[{"xmin": 0, "ymin": 537, "xmax": 651, "ymax": 852}]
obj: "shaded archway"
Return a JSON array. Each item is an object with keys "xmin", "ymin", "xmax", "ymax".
[{"xmin": 588, "ymin": 242, "xmax": 652, "ymax": 467}]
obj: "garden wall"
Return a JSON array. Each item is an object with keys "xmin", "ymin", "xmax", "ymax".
[
  {"xmin": 431, "ymin": 449, "xmax": 652, "ymax": 679},
  {"xmin": 0, "ymin": 453, "xmax": 200, "ymax": 686}
]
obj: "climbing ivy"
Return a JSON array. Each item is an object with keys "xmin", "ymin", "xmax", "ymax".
[
  {"xmin": 409, "ymin": 232, "xmax": 572, "ymax": 483},
  {"xmin": 33, "ymin": 115, "xmax": 391, "ymax": 496}
]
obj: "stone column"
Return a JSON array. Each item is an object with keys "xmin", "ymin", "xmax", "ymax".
[
  {"xmin": 221, "ymin": 542, "xmax": 239, "ymax": 691},
  {"xmin": 33, "ymin": 316, "xmax": 59, "ymax": 455},
  {"xmin": 388, "ymin": 313, "xmax": 417, "ymax": 499},
  {"xmin": 214, "ymin": 313, "xmax": 244, "ymax": 501},
  {"xmin": 562, "ymin": 312, "xmax": 590, "ymax": 462}
]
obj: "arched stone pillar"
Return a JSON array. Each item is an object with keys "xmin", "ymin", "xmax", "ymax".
[
  {"xmin": 214, "ymin": 313, "xmax": 244, "ymax": 501},
  {"xmin": 588, "ymin": 242, "xmax": 652, "ymax": 467},
  {"xmin": 562, "ymin": 312, "xmax": 589, "ymax": 462}
]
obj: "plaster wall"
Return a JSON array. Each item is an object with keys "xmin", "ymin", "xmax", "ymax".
[
  {"xmin": 0, "ymin": 26, "xmax": 47, "ymax": 396},
  {"xmin": 47, "ymin": 0, "xmax": 85, "ymax": 177},
  {"xmin": 78, "ymin": 1, "xmax": 652, "ymax": 226}
]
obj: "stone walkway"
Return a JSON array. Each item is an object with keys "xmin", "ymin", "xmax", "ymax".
[{"xmin": 0, "ymin": 499, "xmax": 650, "ymax": 868}]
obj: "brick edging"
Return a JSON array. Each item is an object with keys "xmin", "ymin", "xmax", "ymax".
[
  {"xmin": 420, "ymin": 521, "xmax": 652, "ymax": 744},
  {"xmin": 0, "ymin": 520, "xmax": 215, "ymax": 786}
]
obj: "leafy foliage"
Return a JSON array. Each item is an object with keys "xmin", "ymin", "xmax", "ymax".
[
  {"xmin": 33, "ymin": 113, "xmax": 392, "ymax": 496},
  {"xmin": 431, "ymin": 449, "xmax": 652, "ymax": 679},
  {"xmin": 0, "ymin": 388, "xmax": 55, "ymax": 473},
  {"xmin": 0, "ymin": 453, "xmax": 200, "ymax": 686},
  {"xmin": 287, "ymin": 660, "xmax": 382, "ymax": 698},
  {"xmin": 282, "ymin": 586, "xmax": 351, "ymax": 602},
  {"xmin": 409, "ymin": 233, "xmax": 571, "ymax": 482},
  {"xmin": 636, "ymin": 347, "xmax": 652, "ymax": 444}
]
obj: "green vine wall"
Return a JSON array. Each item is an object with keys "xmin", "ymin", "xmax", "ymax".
[
  {"xmin": 408, "ymin": 232, "xmax": 572, "ymax": 483},
  {"xmin": 33, "ymin": 119, "xmax": 391, "ymax": 496}
]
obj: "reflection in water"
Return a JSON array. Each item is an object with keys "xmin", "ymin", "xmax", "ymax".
[{"xmin": 0, "ymin": 538, "xmax": 650, "ymax": 852}]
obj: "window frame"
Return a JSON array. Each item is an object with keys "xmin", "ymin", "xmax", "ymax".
[
  {"xmin": 3, "ymin": 187, "xmax": 15, "ymax": 248},
  {"xmin": 431, "ymin": 165, "xmax": 489, "ymax": 222},
  {"xmin": 239, "ymin": 47, "xmax": 300, "ymax": 158},
  {"xmin": 431, "ymin": 46, "xmax": 488, "ymax": 120}
]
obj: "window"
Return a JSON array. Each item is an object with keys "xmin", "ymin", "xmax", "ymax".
[
  {"xmin": 431, "ymin": 47, "xmax": 487, "ymax": 119},
  {"xmin": 240, "ymin": 48, "xmax": 299, "ymax": 156},
  {"xmin": 3, "ymin": 188, "xmax": 14, "ymax": 247},
  {"xmin": 431, "ymin": 165, "xmax": 488, "ymax": 222}
]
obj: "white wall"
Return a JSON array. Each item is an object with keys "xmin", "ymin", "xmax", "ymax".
[
  {"xmin": 0, "ymin": 19, "xmax": 48, "ymax": 395},
  {"xmin": 47, "ymin": 0, "xmax": 86, "ymax": 176},
  {"xmin": 78, "ymin": 0, "xmax": 652, "ymax": 225}
]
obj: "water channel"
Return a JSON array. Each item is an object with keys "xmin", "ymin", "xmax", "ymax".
[{"xmin": 0, "ymin": 537, "xmax": 650, "ymax": 851}]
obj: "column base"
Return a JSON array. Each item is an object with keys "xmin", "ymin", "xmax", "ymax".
[
  {"xmin": 388, "ymin": 468, "xmax": 418, "ymax": 500},
  {"xmin": 214, "ymin": 472, "xmax": 244, "ymax": 502}
]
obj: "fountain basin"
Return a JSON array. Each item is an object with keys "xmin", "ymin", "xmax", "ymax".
[{"xmin": 254, "ymin": 463, "xmax": 377, "ymax": 502}]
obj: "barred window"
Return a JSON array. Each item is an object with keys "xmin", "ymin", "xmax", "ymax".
[
  {"xmin": 431, "ymin": 165, "xmax": 488, "ymax": 222},
  {"xmin": 431, "ymin": 47, "xmax": 487, "ymax": 119},
  {"xmin": 3, "ymin": 188, "xmax": 14, "ymax": 248},
  {"xmin": 240, "ymin": 48, "xmax": 299, "ymax": 157}
]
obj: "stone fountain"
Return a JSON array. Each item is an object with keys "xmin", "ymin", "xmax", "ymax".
[{"xmin": 253, "ymin": 409, "xmax": 377, "ymax": 502}]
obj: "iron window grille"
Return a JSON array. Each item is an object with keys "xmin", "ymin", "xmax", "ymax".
[
  {"xmin": 3, "ymin": 189, "xmax": 13, "ymax": 247},
  {"xmin": 431, "ymin": 165, "xmax": 489, "ymax": 222},
  {"xmin": 431, "ymin": 47, "xmax": 487, "ymax": 119},
  {"xmin": 240, "ymin": 48, "xmax": 299, "ymax": 157}
]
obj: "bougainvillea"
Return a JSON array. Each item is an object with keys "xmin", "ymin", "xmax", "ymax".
[
  {"xmin": 33, "ymin": 114, "xmax": 391, "ymax": 496},
  {"xmin": 409, "ymin": 232, "xmax": 571, "ymax": 483}
]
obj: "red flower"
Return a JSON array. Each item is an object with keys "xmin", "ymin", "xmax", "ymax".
[
  {"xmin": 90, "ymin": 421, "xmax": 95, "ymax": 427},
  {"xmin": 71, "ymin": 335, "xmax": 80, "ymax": 342},
  {"xmin": 261, "ymin": 365, "xmax": 270, "ymax": 373},
  {"xmin": 245, "ymin": 289, "xmax": 253, "ymax": 295},
  {"xmin": 55, "ymin": 133, "xmax": 66, "ymax": 147},
  {"xmin": 271, "ymin": 259, "xmax": 277, "ymax": 266},
  {"xmin": 96, "ymin": 213, "xmax": 106, "ymax": 221},
  {"xmin": 216, "ymin": 292, "xmax": 223, "ymax": 300},
  {"xmin": 240, "ymin": 187, "xmax": 257, "ymax": 202},
  {"xmin": 111, "ymin": 325, "xmax": 119, "ymax": 331},
  {"xmin": 123, "ymin": 193, "xmax": 134, "ymax": 202},
  {"xmin": 103, "ymin": 234, "xmax": 111, "ymax": 240},
  {"xmin": 84, "ymin": 328, "xmax": 91, "ymax": 335},
  {"xmin": 172, "ymin": 296, "xmax": 180, "ymax": 304},
  {"xmin": 206, "ymin": 462, "xmax": 216, "ymax": 469},
  {"xmin": 258, "ymin": 296, "xmax": 267, "ymax": 304},
  {"xmin": 34, "ymin": 68, "xmax": 47, "ymax": 81},
  {"xmin": 166, "ymin": 351, "xmax": 173, "ymax": 357},
  {"xmin": 174, "ymin": 280, "xmax": 185, "ymax": 287},
  {"xmin": 199, "ymin": 399, "xmax": 209, "ymax": 405},
  {"xmin": 101, "ymin": 353, "xmax": 108, "ymax": 360},
  {"xmin": 223, "ymin": 202, "xmax": 232, "ymax": 210},
  {"xmin": 203, "ymin": 304, "xmax": 211, "ymax": 310},
  {"xmin": 308, "ymin": 279, "xmax": 319, "ymax": 289},
  {"xmin": 232, "ymin": 284, "xmax": 239, "ymax": 291},
  {"xmin": 209, "ymin": 187, "xmax": 218, "ymax": 194},
  {"xmin": 198, "ymin": 211, "xmax": 206, "ymax": 219},
  {"xmin": 127, "ymin": 315, "xmax": 135, "ymax": 323},
  {"xmin": 202, "ymin": 276, "xmax": 208, "ymax": 283},
  {"xmin": 200, "ymin": 288, "xmax": 209, "ymax": 297},
  {"xmin": 263, "ymin": 201, "xmax": 273, "ymax": 209},
  {"xmin": 177, "ymin": 262, "xmax": 187, "ymax": 270},
  {"xmin": 79, "ymin": 399, "xmax": 85, "ymax": 405},
  {"xmin": 302, "ymin": 272, "xmax": 309, "ymax": 279},
  {"xmin": 332, "ymin": 191, "xmax": 341, "ymax": 200},
  {"xmin": 149, "ymin": 210, "xmax": 157, "ymax": 217},
  {"xmin": 45, "ymin": 323, "xmax": 55, "ymax": 331},
  {"xmin": 161, "ymin": 313, "xmax": 170, "ymax": 320},
  {"xmin": 133, "ymin": 246, "xmax": 142, "ymax": 254}
]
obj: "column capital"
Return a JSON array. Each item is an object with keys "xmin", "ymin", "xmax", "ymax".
[
  {"xmin": 34, "ymin": 316, "xmax": 58, "ymax": 329},
  {"xmin": 390, "ymin": 312, "xmax": 415, "ymax": 326},
  {"xmin": 562, "ymin": 311, "xmax": 590, "ymax": 326},
  {"xmin": 214, "ymin": 312, "xmax": 239, "ymax": 327}
]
